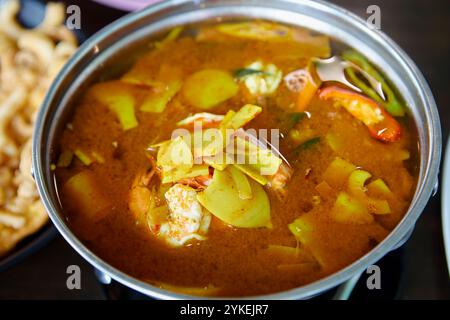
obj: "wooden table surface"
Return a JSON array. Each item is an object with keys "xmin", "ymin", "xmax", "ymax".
[{"xmin": 0, "ymin": 0, "xmax": 448, "ymax": 299}]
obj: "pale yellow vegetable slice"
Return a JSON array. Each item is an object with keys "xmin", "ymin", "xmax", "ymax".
[
  {"xmin": 331, "ymin": 192, "xmax": 374, "ymax": 224},
  {"xmin": 122, "ymin": 64, "xmax": 181, "ymax": 88},
  {"xmin": 288, "ymin": 216, "xmax": 313, "ymax": 245},
  {"xmin": 348, "ymin": 170, "xmax": 391, "ymax": 215},
  {"xmin": 219, "ymin": 110, "xmax": 237, "ymax": 128},
  {"xmin": 276, "ymin": 263, "xmax": 320, "ymax": 274},
  {"xmin": 249, "ymin": 147, "xmax": 282, "ymax": 176},
  {"xmin": 91, "ymin": 151, "xmax": 105, "ymax": 164},
  {"xmin": 322, "ymin": 157, "xmax": 357, "ymax": 188},
  {"xmin": 228, "ymin": 165, "xmax": 252, "ymax": 199},
  {"xmin": 90, "ymin": 81, "xmax": 138, "ymax": 130},
  {"xmin": 108, "ymin": 95, "xmax": 139, "ymax": 130},
  {"xmin": 196, "ymin": 110, "xmax": 236, "ymax": 159},
  {"xmin": 200, "ymin": 128, "xmax": 229, "ymax": 157},
  {"xmin": 61, "ymin": 171, "xmax": 110, "ymax": 222},
  {"xmin": 228, "ymin": 104, "xmax": 262, "ymax": 129},
  {"xmin": 140, "ymin": 80, "xmax": 182, "ymax": 113},
  {"xmin": 199, "ymin": 104, "xmax": 263, "ymax": 157},
  {"xmin": 182, "ymin": 69, "xmax": 239, "ymax": 110},
  {"xmin": 155, "ymin": 26, "xmax": 184, "ymax": 49},
  {"xmin": 152, "ymin": 282, "xmax": 220, "ymax": 297},
  {"xmin": 149, "ymin": 139, "xmax": 171, "ymax": 149},
  {"xmin": 396, "ymin": 149, "xmax": 410, "ymax": 161},
  {"xmin": 233, "ymin": 136, "xmax": 282, "ymax": 176},
  {"xmin": 157, "ymin": 136, "xmax": 193, "ymax": 172},
  {"xmin": 74, "ymin": 149, "xmax": 93, "ymax": 166},
  {"xmin": 161, "ymin": 165, "xmax": 210, "ymax": 184},
  {"xmin": 367, "ymin": 178, "xmax": 392, "ymax": 198},
  {"xmin": 325, "ymin": 131, "xmax": 344, "ymax": 152},
  {"xmin": 197, "ymin": 168, "xmax": 271, "ymax": 228},
  {"xmin": 315, "ymin": 181, "xmax": 334, "ymax": 199},
  {"xmin": 90, "ymin": 82, "xmax": 139, "ymax": 131},
  {"xmin": 232, "ymin": 164, "xmax": 268, "ymax": 185},
  {"xmin": 202, "ymin": 153, "xmax": 230, "ymax": 171},
  {"xmin": 216, "ymin": 21, "xmax": 293, "ymax": 41},
  {"xmin": 366, "ymin": 198, "xmax": 391, "ymax": 215},
  {"xmin": 266, "ymin": 245, "xmax": 316, "ymax": 263},
  {"xmin": 347, "ymin": 169, "xmax": 372, "ymax": 198},
  {"xmin": 56, "ymin": 150, "xmax": 73, "ymax": 168}
]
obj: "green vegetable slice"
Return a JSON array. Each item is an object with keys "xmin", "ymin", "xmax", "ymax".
[
  {"xmin": 322, "ymin": 157, "xmax": 357, "ymax": 188},
  {"xmin": 109, "ymin": 96, "xmax": 139, "ymax": 130},
  {"xmin": 331, "ymin": 192, "xmax": 374, "ymax": 224},
  {"xmin": 233, "ymin": 68, "xmax": 268, "ymax": 79},
  {"xmin": 74, "ymin": 149, "xmax": 93, "ymax": 166},
  {"xmin": 367, "ymin": 178, "xmax": 392, "ymax": 198},
  {"xmin": 56, "ymin": 150, "xmax": 73, "ymax": 168},
  {"xmin": 89, "ymin": 81, "xmax": 139, "ymax": 130},
  {"xmin": 155, "ymin": 26, "xmax": 184, "ymax": 49},
  {"xmin": 347, "ymin": 169, "xmax": 372, "ymax": 199},
  {"xmin": 348, "ymin": 170, "xmax": 392, "ymax": 215},
  {"xmin": 342, "ymin": 50, "xmax": 405, "ymax": 117},
  {"xmin": 265, "ymin": 245, "xmax": 316, "ymax": 263},
  {"xmin": 228, "ymin": 165, "xmax": 252, "ymax": 200},
  {"xmin": 293, "ymin": 137, "xmax": 320, "ymax": 154},
  {"xmin": 283, "ymin": 112, "xmax": 306, "ymax": 134},
  {"xmin": 232, "ymin": 164, "xmax": 268, "ymax": 186},
  {"xmin": 227, "ymin": 104, "xmax": 262, "ymax": 129},
  {"xmin": 325, "ymin": 131, "xmax": 344, "ymax": 152},
  {"xmin": 288, "ymin": 216, "xmax": 313, "ymax": 245},
  {"xmin": 234, "ymin": 136, "xmax": 282, "ymax": 176}
]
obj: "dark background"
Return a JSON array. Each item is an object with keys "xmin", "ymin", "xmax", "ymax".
[{"xmin": 0, "ymin": 0, "xmax": 448, "ymax": 299}]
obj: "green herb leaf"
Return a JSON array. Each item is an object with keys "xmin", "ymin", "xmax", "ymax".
[
  {"xmin": 294, "ymin": 137, "xmax": 321, "ymax": 154},
  {"xmin": 288, "ymin": 112, "xmax": 306, "ymax": 129},
  {"xmin": 233, "ymin": 68, "xmax": 268, "ymax": 79}
]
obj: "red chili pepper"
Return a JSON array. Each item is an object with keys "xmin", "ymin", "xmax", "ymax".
[{"xmin": 318, "ymin": 86, "xmax": 401, "ymax": 142}]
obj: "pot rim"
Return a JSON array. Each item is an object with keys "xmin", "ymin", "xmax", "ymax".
[{"xmin": 32, "ymin": 0, "xmax": 442, "ymax": 300}]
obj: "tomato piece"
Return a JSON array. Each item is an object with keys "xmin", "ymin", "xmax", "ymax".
[{"xmin": 318, "ymin": 86, "xmax": 401, "ymax": 142}]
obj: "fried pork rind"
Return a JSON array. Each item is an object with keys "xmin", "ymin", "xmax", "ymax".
[{"xmin": 0, "ymin": 0, "xmax": 78, "ymax": 257}]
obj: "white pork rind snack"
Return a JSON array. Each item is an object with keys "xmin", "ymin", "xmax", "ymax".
[{"xmin": 0, "ymin": 0, "xmax": 78, "ymax": 256}]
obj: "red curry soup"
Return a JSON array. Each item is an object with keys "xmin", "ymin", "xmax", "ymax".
[{"xmin": 54, "ymin": 21, "xmax": 418, "ymax": 297}]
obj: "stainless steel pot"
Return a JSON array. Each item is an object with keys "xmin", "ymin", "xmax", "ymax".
[{"xmin": 32, "ymin": 0, "xmax": 442, "ymax": 299}]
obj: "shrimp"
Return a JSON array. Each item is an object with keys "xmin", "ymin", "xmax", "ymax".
[
  {"xmin": 159, "ymin": 184, "xmax": 211, "ymax": 246},
  {"xmin": 129, "ymin": 152, "xmax": 212, "ymax": 246},
  {"xmin": 178, "ymin": 175, "xmax": 212, "ymax": 190},
  {"xmin": 128, "ymin": 155, "xmax": 158, "ymax": 224},
  {"xmin": 128, "ymin": 170, "xmax": 154, "ymax": 225},
  {"xmin": 178, "ymin": 167, "xmax": 214, "ymax": 190},
  {"xmin": 268, "ymin": 163, "xmax": 293, "ymax": 200}
]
